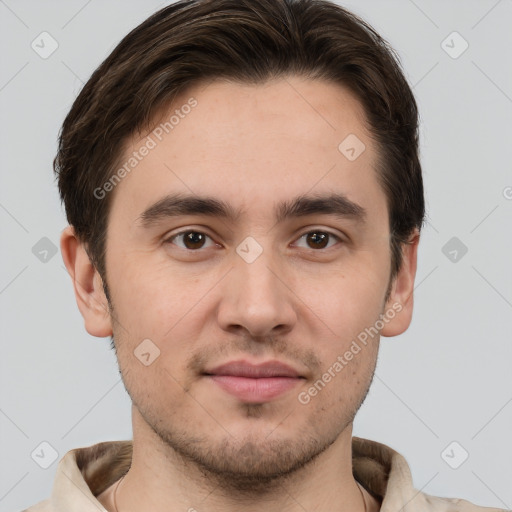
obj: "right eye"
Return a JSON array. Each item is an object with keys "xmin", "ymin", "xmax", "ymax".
[{"xmin": 164, "ymin": 230, "xmax": 218, "ymax": 251}]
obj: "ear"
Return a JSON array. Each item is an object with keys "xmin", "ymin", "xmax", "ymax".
[
  {"xmin": 60, "ymin": 225, "xmax": 113, "ymax": 338},
  {"xmin": 381, "ymin": 229, "xmax": 420, "ymax": 337}
]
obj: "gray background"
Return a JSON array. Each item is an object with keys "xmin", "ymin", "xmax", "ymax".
[{"xmin": 1, "ymin": 0, "xmax": 511, "ymax": 510}]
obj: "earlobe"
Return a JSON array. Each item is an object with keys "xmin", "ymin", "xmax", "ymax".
[
  {"xmin": 60, "ymin": 225, "xmax": 113, "ymax": 338},
  {"xmin": 381, "ymin": 230, "xmax": 420, "ymax": 337}
]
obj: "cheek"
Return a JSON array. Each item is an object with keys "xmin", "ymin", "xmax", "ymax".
[
  {"xmin": 296, "ymin": 267, "xmax": 386, "ymax": 396},
  {"xmin": 119, "ymin": 356, "xmax": 197, "ymax": 424},
  {"xmin": 306, "ymin": 262, "xmax": 388, "ymax": 337},
  {"xmin": 297, "ymin": 337, "xmax": 378, "ymax": 421},
  {"xmin": 109, "ymin": 257, "xmax": 213, "ymax": 340}
]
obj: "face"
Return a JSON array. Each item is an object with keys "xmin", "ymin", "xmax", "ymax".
[{"xmin": 68, "ymin": 76, "xmax": 417, "ymax": 490}]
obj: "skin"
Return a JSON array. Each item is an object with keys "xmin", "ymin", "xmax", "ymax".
[{"xmin": 61, "ymin": 76, "xmax": 419, "ymax": 512}]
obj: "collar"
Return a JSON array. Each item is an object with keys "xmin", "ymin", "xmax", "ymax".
[{"xmin": 36, "ymin": 437, "xmax": 499, "ymax": 512}]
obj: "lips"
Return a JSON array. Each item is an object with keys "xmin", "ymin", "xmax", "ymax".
[
  {"xmin": 204, "ymin": 360, "xmax": 304, "ymax": 403},
  {"xmin": 205, "ymin": 360, "xmax": 302, "ymax": 378}
]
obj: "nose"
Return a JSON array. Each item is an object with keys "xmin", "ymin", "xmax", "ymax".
[{"xmin": 216, "ymin": 248, "xmax": 297, "ymax": 339}]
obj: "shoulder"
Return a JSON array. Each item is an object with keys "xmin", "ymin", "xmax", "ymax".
[
  {"xmin": 352, "ymin": 436, "xmax": 507, "ymax": 512},
  {"xmin": 421, "ymin": 492, "xmax": 509, "ymax": 512}
]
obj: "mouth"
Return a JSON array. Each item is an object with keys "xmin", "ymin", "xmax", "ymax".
[{"xmin": 203, "ymin": 359, "xmax": 306, "ymax": 403}]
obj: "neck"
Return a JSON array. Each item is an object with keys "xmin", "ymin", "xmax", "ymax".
[{"xmin": 109, "ymin": 408, "xmax": 371, "ymax": 512}]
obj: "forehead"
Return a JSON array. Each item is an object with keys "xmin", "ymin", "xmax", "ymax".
[
  {"xmin": 159, "ymin": 77, "xmax": 372, "ymax": 159},
  {"xmin": 109, "ymin": 76, "xmax": 386, "ymax": 227}
]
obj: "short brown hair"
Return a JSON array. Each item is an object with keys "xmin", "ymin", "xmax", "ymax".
[{"xmin": 55, "ymin": 0, "xmax": 424, "ymax": 287}]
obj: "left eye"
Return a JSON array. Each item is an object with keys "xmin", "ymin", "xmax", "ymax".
[{"xmin": 293, "ymin": 230, "xmax": 341, "ymax": 250}]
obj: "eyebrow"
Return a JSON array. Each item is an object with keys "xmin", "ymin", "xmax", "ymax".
[{"xmin": 137, "ymin": 192, "xmax": 366, "ymax": 228}]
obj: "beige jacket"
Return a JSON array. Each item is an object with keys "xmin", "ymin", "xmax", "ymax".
[{"xmin": 23, "ymin": 437, "xmax": 507, "ymax": 511}]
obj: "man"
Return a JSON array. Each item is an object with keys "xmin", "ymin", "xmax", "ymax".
[{"xmin": 24, "ymin": 0, "xmax": 505, "ymax": 511}]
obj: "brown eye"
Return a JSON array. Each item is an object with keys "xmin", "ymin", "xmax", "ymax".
[
  {"xmin": 295, "ymin": 230, "xmax": 341, "ymax": 250},
  {"xmin": 306, "ymin": 232, "xmax": 328, "ymax": 249},
  {"xmin": 167, "ymin": 231, "xmax": 214, "ymax": 250}
]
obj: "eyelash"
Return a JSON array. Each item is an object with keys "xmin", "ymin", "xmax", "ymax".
[{"xmin": 164, "ymin": 228, "xmax": 344, "ymax": 252}]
